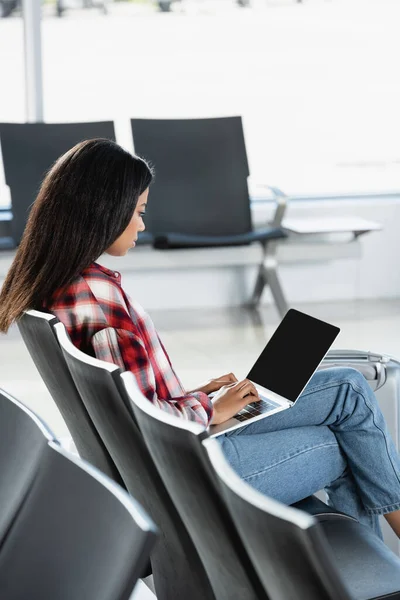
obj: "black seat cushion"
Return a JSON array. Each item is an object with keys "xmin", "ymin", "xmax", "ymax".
[
  {"xmin": 321, "ymin": 519, "xmax": 400, "ymax": 600},
  {"xmin": 293, "ymin": 495, "xmax": 357, "ymax": 522},
  {"xmin": 294, "ymin": 497, "xmax": 400, "ymax": 599}
]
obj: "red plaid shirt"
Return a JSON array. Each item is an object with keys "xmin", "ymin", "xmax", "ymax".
[{"xmin": 48, "ymin": 262, "xmax": 213, "ymax": 426}]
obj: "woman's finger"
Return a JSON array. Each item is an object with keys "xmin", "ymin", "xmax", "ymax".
[
  {"xmin": 238, "ymin": 380, "xmax": 260, "ymax": 399},
  {"xmin": 236, "ymin": 379, "xmax": 253, "ymax": 391},
  {"xmin": 216, "ymin": 373, "xmax": 237, "ymax": 383},
  {"xmin": 221, "ymin": 381, "xmax": 238, "ymax": 390}
]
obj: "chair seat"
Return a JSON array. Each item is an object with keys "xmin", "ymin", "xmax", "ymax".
[
  {"xmin": 0, "ymin": 237, "xmax": 15, "ymax": 250},
  {"xmin": 153, "ymin": 227, "xmax": 285, "ymax": 249},
  {"xmin": 295, "ymin": 497, "xmax": 400, "ymax": 600},
  {"xmin": 293, "ymin": 495, "xmax": 357, "ymax": 522},
  {"xmin": 321, "ymin": 519, "xmax": 400, "ymax": 600}
]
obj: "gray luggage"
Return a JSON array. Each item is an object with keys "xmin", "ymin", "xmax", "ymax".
[{"xmin": 319, "ymin": 349, "xmax": 400, "ymax": 555}]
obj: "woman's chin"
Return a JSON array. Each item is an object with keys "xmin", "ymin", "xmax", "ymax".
[{"xmin": 105, "ymin": 248, "xmax": 126, "ymax": 257}]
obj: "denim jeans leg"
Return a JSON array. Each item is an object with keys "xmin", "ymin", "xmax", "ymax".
[
  {"xmin": 219, "ymin": 424, "xmax": 344, "ymax": 503},
  {"xmin": 325, "ymin": 467, "xmax": 382, "ymax": 537},
  {"xmin": 219, "ymin": 424, "xmax": 381, "ymax": 533},
  {"xmin": 218, "ymin": 367, "xmax": 400, "ymax": 532}
]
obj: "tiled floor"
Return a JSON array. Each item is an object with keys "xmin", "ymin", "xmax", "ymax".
[
  {"xmin": 2, "ymin": 298, "xmax": 400, "ymax": 600},
  {"xmin": 130, "ymin": 580, "xmax": 156, "ymax": 600},
  {"xmin": 2, "ymin": 298, "xmax": 400, "ymax": 439}
]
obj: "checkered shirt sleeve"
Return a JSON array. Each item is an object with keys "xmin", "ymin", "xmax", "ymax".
[
  {"xmin": 49, "ymin": 263, "xmax": 213, "ymax": 427},
  {"xmin": 92, "ymin": 326, "xmax": 212, "ymax": 424}
]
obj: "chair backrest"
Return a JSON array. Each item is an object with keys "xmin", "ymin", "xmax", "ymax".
[
  {"xmin": 0, "ymin": 441, "xmax": 157, "ymax": 600},
  {"xmin": 54, "ymin": 322, "xmax": 216, "ymax": 600},
  {"xmin": 123, "ymin": 371, "xmax": 268, "ymax": 600},
  {"xmin": 203, "ymin": 437, "xmax": 352, "ymax": 600},
  {"xmin": 131, "ymin": 116, "xmax": 252, "ymax": 237},
  {"xmin": 0, "ymin": 121, "xmax": 115, "ymax": 245},
  {"xmin": 17, "ymin": 310, "xmax": 123, "ymax": 483},
  {"xmin": 0, "ymin": 389, "xmax": 55, "ymax": 543}
]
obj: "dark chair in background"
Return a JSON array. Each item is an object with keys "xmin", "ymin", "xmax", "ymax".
[
  {"xmin": 131, "ymin": 116, "xmax": 289, "ymax": 315},
  {"xmin": 17, "ymin": 310, "xmax": 123, "ymax": 484},
  {"xmin": 0, "ymin": 208, "xmax": 13, "ymax": 249},
  {"xmin": 0, "ymin": 121, "xmax": 115, "ymax": 246},
  {"xmin": 126, "ymin": 371, "xmax": 400, "ymax": 600},
  {"xmin": 204, "ymin": 437, "xmax": 400, "ymax": 600},
  {"xmin": 0, "ymin": 438, "xmax": 157, "ymax": 600},
  {"xmin": 55, "ymin": 321, "xmax": 216, "ymax": 600},
  {"xmin": 0, "ymin": 388, "xmax": 55, "ymax": 544}
]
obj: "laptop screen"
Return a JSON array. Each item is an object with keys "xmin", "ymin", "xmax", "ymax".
[{"xmin": 247, "ymin": 309, "xmax": 340, "ymax": 403}]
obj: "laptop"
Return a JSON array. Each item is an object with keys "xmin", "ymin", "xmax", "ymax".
[{"xmin": 208, "ymin": 309, "xmax": 340, "ymax": 437}]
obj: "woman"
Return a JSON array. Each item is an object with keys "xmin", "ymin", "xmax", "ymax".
[{"xmin": 1, "ymin": 138, "xmax": 400, "ymax": 539}]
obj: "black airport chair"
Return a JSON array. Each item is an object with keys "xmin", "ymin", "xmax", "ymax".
[
  {"xmin": 131, "ymin": 116, "xmax": 288, "ymax": 314},
  {"xmin": 205, "ymin": 437, "xmax": 400, "ymax": 600},
  {"xmin": 0, "ymin": 121, "xmax": 115, "ymax": 246},
  {"xmin": 126, "ymin": 371, "xmax": 400, "ymax": 600},
  {"xmin": 17, "ymin": 310, "xmax": 123, "ymax": 484},
  {"xmin": 55, "ymin": 321, "xmax": 216, "ymax": 600},
  {"xmin": 0, "ymin": 439, "xmax": 157, "ymax": 600}
]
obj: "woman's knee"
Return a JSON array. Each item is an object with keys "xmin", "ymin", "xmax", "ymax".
[
  {"xmin": 337, "ymin": 367, "xmax": 370, "ymax": 393},
  {"xmin": 311, "ymin": 366, "xmax": 368, "ymax": 391}
]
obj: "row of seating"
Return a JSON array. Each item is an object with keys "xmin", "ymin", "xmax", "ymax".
[
  {"xmin": 0, "ymin": 388, "xmax": 157, "ymax": 599},
  {"xmin": 0, "ymin": 118, "xmax": 381, "ymax": 317},
  {"xmin": 15, "ymin": 309, "xmax": 400, "ymax": 599},
  {"xmin": 0, "ymin": 117, "xmax": 289, "ymax": 312}
]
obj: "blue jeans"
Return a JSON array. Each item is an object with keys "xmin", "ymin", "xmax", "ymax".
[{"xmin": 218, "ymin": 367, "xmax": 400, "ymax": 538}]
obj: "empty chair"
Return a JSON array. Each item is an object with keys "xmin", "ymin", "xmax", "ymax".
[
  {"xmin": 17, "ymin": 310, "xmax": 123, "ymax": 483},
  {"xmin": 0, "ymin": 440, "xmax": 157, "ymax": 600},
  {"xmin": 0, "ymin": 388, "xmax": 55, "ymax": 543},
  {"xmin": 131, "ymin": 116, "xmax": 288, "ymax": 314},
  {"xmin": 54, "ymin": 321, "xmax": 216, "ymax": 600},
  {"xmin": 0, "ymin": 121, "xmax": 115, "ymax": 245},
  {"xmin": 126, "ymin": 372, "xmax": 400, "ymax": 600},
  {"xmin": 204, "ymin": 437, "xmax": 400, "ymax": 600}
]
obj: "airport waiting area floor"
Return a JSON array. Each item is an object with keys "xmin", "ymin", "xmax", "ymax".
[
  {"xmin": 2, "ymin": 297, "xmax": 400, "ymax": 442},
  {"xmin": 1, "ymin": 297, "xmax": 400, "ymax": 599}
]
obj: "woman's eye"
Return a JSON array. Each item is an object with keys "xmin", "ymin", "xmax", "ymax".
[{"xmin": 139, "ymin": 212, "xmax": 146, "ymax": 218}]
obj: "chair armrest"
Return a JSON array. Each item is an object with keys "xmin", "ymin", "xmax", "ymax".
[{"xmin": 248, "ymin": 180, "xmax": 289, "ymax": 228}]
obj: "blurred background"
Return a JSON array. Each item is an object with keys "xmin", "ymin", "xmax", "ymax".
[
  {"xmin": 1, "ymin": 0, "xmax": 400, "ymax": 439},
  {"xmin": 1, "ymin": 0, "xmax": 399, "ymax": 196}
]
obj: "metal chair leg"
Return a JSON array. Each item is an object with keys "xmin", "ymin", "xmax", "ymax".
[
  {"xmin": 249, "ymin": 241, "xmax": 288, "ymax": 318},
  {"xmin": 249, "ymin": 264, "xmax": 266, "ymax": 307},
  {"xmin": 264, "ymin": 257, "xmax": 288, "ymax": 318}
]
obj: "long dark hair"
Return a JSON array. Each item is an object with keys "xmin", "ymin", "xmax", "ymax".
[{"xmin": 0, "ymin": 138, "xmax": 153, "ymax": 333}]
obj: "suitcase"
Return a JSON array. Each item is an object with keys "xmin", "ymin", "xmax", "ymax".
[{"xmin": 318, "ymin": 349, "xmax": 400, "ymax": 555}]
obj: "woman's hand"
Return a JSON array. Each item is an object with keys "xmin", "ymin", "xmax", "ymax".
[
  {"xmin": 188, "ymin": 372, "xmax": 238, "ymax": 396},
  {"xmin": 210, "ymin": 379, "xmax": 260, "ymax": 425}
]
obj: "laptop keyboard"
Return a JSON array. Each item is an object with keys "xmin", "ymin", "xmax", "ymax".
[{"xmin": 234, "ymin": 397, "xmax": 279, "ymax": 422}]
